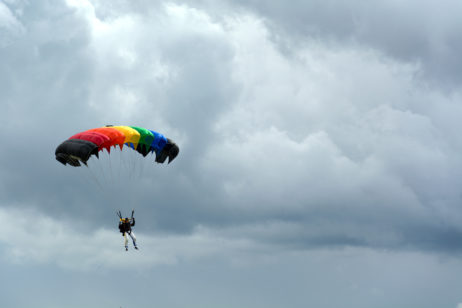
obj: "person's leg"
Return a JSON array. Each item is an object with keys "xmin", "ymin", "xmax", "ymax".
[
  {"xmin": 129, "ymin": 232, "xmax": 137, "ymax": 249},
  {"xmin": 124, "ymin": 233, "xmax": 128, "ymax": 250}
]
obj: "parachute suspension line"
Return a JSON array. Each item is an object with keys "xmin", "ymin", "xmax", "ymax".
[
  {"xmin": 77, "ymin": 163, "xmax": 110, "ymax": 209},
  {"xmin": 83, "ymin": 163, "xmax": 105, "ymax": 193},
  {"xmin": 93, "ymin": 153, "xmax": 104, "ymax": 185},
  {"xmin": 127, "ymin": 149, "xmax": 132, "ymax": 180},
  {"xmin": 124, "ymin": 149, "xmax": 131, "ymax": 179},
  {"xmin": 118, "ymin": 147, "xmax": 123, "ymax": 182},
  {"xmin": 135, "ymin": 150, "xmax": 142, "ymax": 179},
  {"xmin": 118, "ymin": 145, "xmax": 131, "ymax": 180},
  {"xmin": 104, "ymin": 151, "xmax": 111, "ymax": 185},
  {"xmin": 123, "ymin": 147, "xmax": 132, "ymax": 180},
  {"xmin": 129, "ymin": 148, "xmax": 136, "ymax": 180},
  {"xmin": 140, "ymin": 150, "xmax": 146, "ymax": 178},
  {"xmin": 114, "ymin": 150, "xmax": 121, "ymax": 186},
  {"xmin": 123, "ymin": 147, "xmax": 130, "ymax": 180},
  {"xmin": 139, "ymin": 151, "xmax": 149, "ymax": 179},
  {"xmin": 130, "ymin": 151, "xmax": 136, "ymax": 179},
  {"xmin": 119, "ymin": 148, "xmax": 128, "ymax": 184},
  {"xmin": 85, "ymin": 158, "xmax": 118, "ymax": 208},
  {"xmin": 101, "ymin": 150, "xmax": 108, "ymax": 184},
  {"xmin": 107, "ymin": 149, "xmax": 115, "ymax": 186},
  {"xmin": 132, "ymin": 151, "xmax": 138, "ymax": 179},
  {"xmin": 137, "ymin": 150, "xmax": 143, "ymax": 178}
]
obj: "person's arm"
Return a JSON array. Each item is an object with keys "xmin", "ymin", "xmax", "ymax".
[{"xmin": 131, "ymin": 218, "xmax": 135, "ymax": 226}]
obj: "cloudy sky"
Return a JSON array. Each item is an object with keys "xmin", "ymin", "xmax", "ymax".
[{"xmin": 1, "ymin": 0, "xmax": 462, "ymax": 307}]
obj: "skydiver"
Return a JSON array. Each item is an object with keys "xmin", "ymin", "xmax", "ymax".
[{"xmin": 118, "ymin": 211, "xmax": 138, "ymax": 251}]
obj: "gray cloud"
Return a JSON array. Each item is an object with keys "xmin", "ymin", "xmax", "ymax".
[
  {"xmin": 2, "ymin": 0, "xmax": 462, "ymax": 252},
  {"xmin": 1, "ymin": 1, "xmax": 462, "ymax": 307},
  {"xmin": 213, "ymin": 0, "xmax": 462, "ymax": 89}
]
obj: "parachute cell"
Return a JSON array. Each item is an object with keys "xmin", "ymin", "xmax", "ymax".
[
  {"xmin": 130, "ymin": 126, "xmax": 155, "ymax": 156},
  {"xmin": 111, "ymin": 126, "xmax": 141, "ymax": 149},
  {"xmin": 87, "ymin": 127, "xmax": 126, "ymax": 151},
  {"xmin": 55, "ymin": 139, "xmax": 99, "ymax": 166}
]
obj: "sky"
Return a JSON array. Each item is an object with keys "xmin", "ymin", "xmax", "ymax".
[{"xmin": 1, "ymin": 0, "xmax": 462, "ymax": 307}]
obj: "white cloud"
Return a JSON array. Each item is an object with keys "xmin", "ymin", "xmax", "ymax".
[
  {"xmin": 0, "ymin": 1, "xmax": 25, "ymax": 47},
  {"xmin": 0, "ymin": 206, "xmax": 257, "ymax": 271}
]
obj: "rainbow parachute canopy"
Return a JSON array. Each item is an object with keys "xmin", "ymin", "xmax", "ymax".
[{"xmin": 55, "ymin": 125, "xmax": 179, "ymax": 167}]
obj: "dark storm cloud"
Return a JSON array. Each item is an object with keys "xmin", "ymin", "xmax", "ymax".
[
  {"xmin": 0, "ymin": 0, "xmax": 97, "ymax": 212},
  {"xmin": 216, "ymin": 0, "xmax": 462, "ymax": 89}
]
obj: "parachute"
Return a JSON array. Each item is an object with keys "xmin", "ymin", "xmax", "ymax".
[{"xmin": 55, "ymin": 125, "xmax": 179, "ymax": 167}]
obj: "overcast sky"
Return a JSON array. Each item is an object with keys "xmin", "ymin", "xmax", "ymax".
[{"xmin": 1, "ymin": 0, "xmax": 462, "ymax": 307}]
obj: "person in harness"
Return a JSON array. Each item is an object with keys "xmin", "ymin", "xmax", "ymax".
[{"xmin": 117, "ymin": 210, "xmax": 138, "ymax": 251}]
